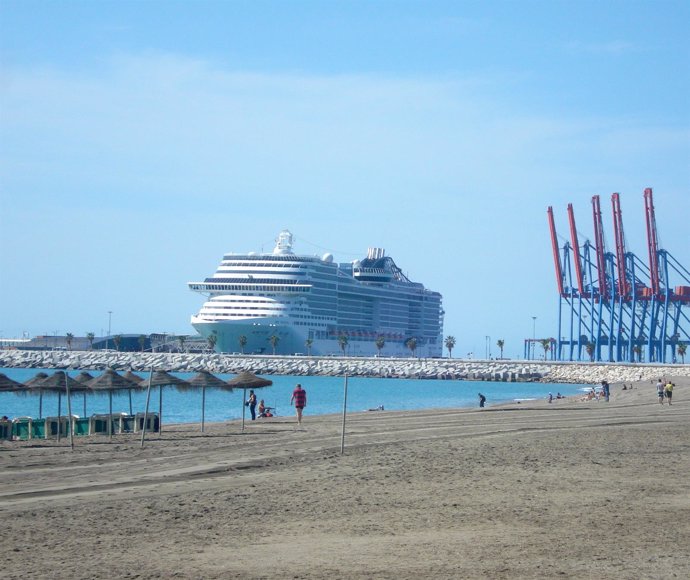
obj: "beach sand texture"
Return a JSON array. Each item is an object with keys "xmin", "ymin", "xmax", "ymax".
[{"xmin": 1, "ymin": 377, "xmax": 689, "ymax": 579}]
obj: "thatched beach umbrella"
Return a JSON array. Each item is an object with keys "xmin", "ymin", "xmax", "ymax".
[
  {"xmin": 86, "ymin": 369, "xmax": 142, "ymax": 439},
  {"xmin": 122, "ymin": 371, "xmax": 145, "ymax": 414},
  {"xmin": 30, "ymin": 371, "xmax": 87, "ymax": 447},
  {"xmin": 0, "ymin": 372, "xmax": 25, "ymax": 392},
  {"xmin": 73, "ymin": 371, "xmax": 95, "ymax": 417},
  {"xmin": 23, "ymin": 372, "xmax": 49, "ymax": 418},
  {"xmin": 226, "ymin": 371, "xmax": 273, "ymax": 431},
  {"xmin": 185, "ymin": 370, "xmax": 229, "ymax": 433},
  {"xmin": 145, "ymin": 370, "xmax": 190, "ymax": 435}
]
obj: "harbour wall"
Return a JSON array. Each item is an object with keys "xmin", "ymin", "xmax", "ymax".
[{"xmin": 2, "ymin": 350, "xmax": 689, "ymax": 385}]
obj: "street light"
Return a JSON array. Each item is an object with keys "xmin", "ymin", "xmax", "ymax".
[
  {"xmin": 485, "ymin": 335, "xmax": 491, "ymax": 359},
  {"xmin": 532, "ymin": 316, "xmax": 537, "ymax": 360},
  {"xmin": 106, "ymin": 311, "xmax": 112, "ymax": 350}
]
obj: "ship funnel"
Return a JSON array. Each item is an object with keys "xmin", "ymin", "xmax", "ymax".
[
  {"xmin": 367, "ymin": 247, "xmax": 385, "ymax": 260},
  {"xmin": 273, "ymin": 230, "xmax": 294, "ymax": 255}
]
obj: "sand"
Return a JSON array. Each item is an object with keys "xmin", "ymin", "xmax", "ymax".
[{"xmin": 1, "ymin": 377, "xmax": 689, "ymax": 579}]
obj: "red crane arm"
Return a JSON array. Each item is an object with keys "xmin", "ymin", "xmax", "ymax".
[
  {"xmin": 611, "ymin": 193, "xmax": 629, "ymax": 297},
  {"xmin": 547, "ymin": 206, "xmax": 565, "ymax": 295},
  {"xmin": 592, "ymin": 195, "xmax": 609, "ymax": 300},
  {"xmin": 644, "ymin": 187, "xmax": 661, "ymax": 295},
  {"xmin": 567, "ymin": 203, "xmax": 585, "ymax": 294}
]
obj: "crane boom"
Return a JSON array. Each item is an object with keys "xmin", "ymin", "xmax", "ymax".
[
  {"xmin": 567, "ymin": 203, "xmax": 585, "ymax": 294},
  {"xmin": 611, "ymin": 193, "xmax": 629, "ymax": 298},
  {"xmin": 592, "ymin": 195, "xmax": 609, "ymax": 300},
  {"xmin": 644, "ymin": 187, "xmax": 661, "ymax": 295},
  {"xmin": 547, "ymin": 206, "xmax": 565, "ymax": 296}
]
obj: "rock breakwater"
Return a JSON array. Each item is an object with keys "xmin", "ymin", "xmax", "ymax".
[{"xmin": 2, "ymin": 350, "xmax": 688, "ymax": 384}]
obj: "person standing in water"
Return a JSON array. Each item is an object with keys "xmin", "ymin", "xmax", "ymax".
[{"xmin": 290, "ymin": 383, "xmax": 307, "ymax": 425}]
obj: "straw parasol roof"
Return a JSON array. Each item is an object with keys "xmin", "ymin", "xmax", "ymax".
[
  {"xmin": 23, "ymin": 372, "xmax": 49, "ymax": 388},
  {"xmin": 185, "ymin": 370, "xmax": 229, "ymax": 390},
  {"xmin": 146, "ymin": 370, "xmax": 190, "ymax": 388},
  {"xmin": 226, "ymin": 371, "xmax": 273, "ymax": 390},
  {"xmin": 0, "ymin": 372, "xmax": 25, "ymax": 392},
  {"xmin": 85, "ymin": 368, "xmax": 141, "ymax": 392},
  {"xmin": 73, "ymin": 371, "xmax": 96, "ymax": 385},
  {"xmin": 122, "ymin": 370, "xmax": 145, "ymax": 386},
  {"xmin": 31, "ymin": 371, "xmax": 89, "ymax": 393}
]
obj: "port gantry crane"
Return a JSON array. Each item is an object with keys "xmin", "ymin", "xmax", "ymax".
[{"xmin": 548, "ymin": 188, "xmax": 690, "ymax": 363}]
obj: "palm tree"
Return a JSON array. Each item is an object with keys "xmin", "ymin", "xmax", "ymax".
[
  {"xmin": 138, "ymin": 334, "xmax": 147, "ymax": 352},
  {"xmin": 268, "ymin": 334, "xmax": 280, "ymax": 355},
  {"xmin": 305, "ymin": 338, "xmax": 313, "ymax": 356},
  {"xmin": 677, "ymin": 342, "xmax": 687, "ymax": 364},
  {"xmin": 405, "ymin": 337, "xmax": 417, "ymax": 357},
  {"xmin": 86, "ymin": 332, "xmax": 95, "ymax": 350},
  {"xmin": 444, "ymin": 336, "xmax": 456, "ymax": 358},
  {"xmin": 177, "ymin": 335, "xmax": 187, "ymax": 352},
  {"xmin": 207, "ymin": 332, "xmax": 217, "ymax": 352},
  {"xmin": 540, "ymin": 339, "xmax": 551, "ymax": 360},
  {"xmin": 338, "ymin": 334, "xmax": 348, "ymax": 356},
  {"xmin": 585, "ymin": 342, "xmax": 595, "ymax": 362},
  {"xmin": 113, "ymin": 334, "xmax": 122, "ymax": 352},
  {"xmin": 65, "ymin": 332, "xmax": 74, "ymax": 351},
  {"xmin": 632, "ymin": 345, "xmax": 642, "ymax": 362},
  {"xmin": 375, "ymin": 336, "xmax": 385, "ymax": 357},
  {"xmin": 496, "ymin": 339, "xmax": 505, "ymax": 359},
  {"xmin": 238, "ymin": 335, "xmax": 248, "ymax": 354}
]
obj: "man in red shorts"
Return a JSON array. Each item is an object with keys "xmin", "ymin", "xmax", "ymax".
[{"xmin": 290, "ymin": 383, "xmax": 307, "ymax": 426}]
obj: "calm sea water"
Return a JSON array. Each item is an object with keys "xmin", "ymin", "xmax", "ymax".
[{"xmin": 0, "ymin": 367, "xmax": 591, "ymax": 424}]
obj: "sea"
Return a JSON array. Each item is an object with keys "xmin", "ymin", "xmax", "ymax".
[{"xmin": 0, "ymin": 367, "xmax": 592, "ymax": 424}]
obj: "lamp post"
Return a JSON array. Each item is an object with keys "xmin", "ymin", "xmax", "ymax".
[
  {"xmin": 106, "ymin": 311, "xmax": 112, "ymax": 350},
  {"xmin": 485, "ymin": 335, "xmax": 491, "ymax": 359},
  {"xmin": 531, "ymin": 316, "xmax": 537, "ymax": 360}
]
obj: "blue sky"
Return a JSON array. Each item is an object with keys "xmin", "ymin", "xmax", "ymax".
[{"xmin": 1, "ymin": 0, "xmax": 688, "ymax": 358}]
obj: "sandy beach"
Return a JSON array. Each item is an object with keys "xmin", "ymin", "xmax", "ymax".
[{"xmin": 1, "ymin": 377, "xmax": 689, "ymax": 579}]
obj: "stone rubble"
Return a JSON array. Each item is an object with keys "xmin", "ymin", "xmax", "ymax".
[{"xmin": 1, "ymin": 350, "xmax": 688, "ymax": 385}]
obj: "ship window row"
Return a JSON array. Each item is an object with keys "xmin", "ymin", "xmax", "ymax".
[{"xmin": 193, "ymin": 284, "xmax": 310, "ymax": 293}]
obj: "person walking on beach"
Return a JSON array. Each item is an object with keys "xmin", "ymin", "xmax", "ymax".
[
  {"xmin": 291, "ymin": 383, "xmax": 307, "ymax": 425},
  {"xmin": 657, "ymin": 380, "xmax": 665, "ymax": 404},
  {"xmin": 478, "ymin": 393, "xmax": 486, "ymax": 408},
  {"xmin": 247, "ymin": 390, "xmax": 257, "ymax": 421},
  {"xmin": 601, "ymin": 380, "xmax": 610, "ymax": 402},
  {"xmin": 664, "ymin": 381, "xmax": 673, "ymax": 405}
]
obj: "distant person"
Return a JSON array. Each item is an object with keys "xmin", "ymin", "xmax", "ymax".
[
  {"xmin": 290, "ymin": 383, "xmax": 307, "ymax": 425},
  {"xmin": 657, "ymin": 381, "xmax": 665, "ymax": 404},
  {"xmin": 247, "ymin": 390, "xmax": 257, "ymax": 420},
  {"xmin": 601, "ymin": 380, "xmax": 610, "ymax": 402},
  {"xmin": 478, "ymin": 393, "xmax": 486, "ymax": 408},
  {"xmin": 548, "ymin": 392, "xmax": 553, "ymax": 403},
  {"xmin": 665, "ymin": 382, "xmax": 673, "ymax": 405}
]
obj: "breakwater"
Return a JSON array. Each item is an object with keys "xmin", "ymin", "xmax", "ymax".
[{"xmin": 2, "ymin": 350, "xmax": 688, "ymax": 385}]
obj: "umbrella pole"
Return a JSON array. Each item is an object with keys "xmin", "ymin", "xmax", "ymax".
[
  {"xmin": 140, "ymin": 368, "xmax": 153, "ymax": 449},
  {"xmin": 39, "ymin": 390, "xmax": 43, "ymax": 419},
  {"xmin": 201, "ymin": 384, "xmax": 206, "ymax": 433},
  {"xmin": 108, "ymin": 391, "xmax": 113, "ymax": 441},
  {"xmin": 83, "ymin": 393, "xmax": 86, "ymax": 418},
  {"xmin": 340, "ymin": 375, "xmax": 349, "ymax": 455},
  {"xmin": 242, "ymin": 388, "xmax": 246, "ymax": 432},
  {"xmin": 159, "ymin": 385, "xmax": 163, "ymax": 436},
  {"xmin": 65, "ymin": 374, "xmax": 74, "ymax": 450},
  {"xmin": 57, "ymin": 391, "xmax": 62, "ymax": 442},
  {"xmin": 129, "ymin": 389, "xmax": 133, "ymax": 416}
]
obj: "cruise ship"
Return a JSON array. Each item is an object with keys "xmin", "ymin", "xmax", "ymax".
[{"xmin": 188, "ymin": 231, "xmax": 444, "ymax": 357}]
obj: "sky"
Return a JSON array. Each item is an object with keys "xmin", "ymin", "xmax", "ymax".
[{"xmin": 1, "ymin": 0, "xmax": 689, "ymax": 359}]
